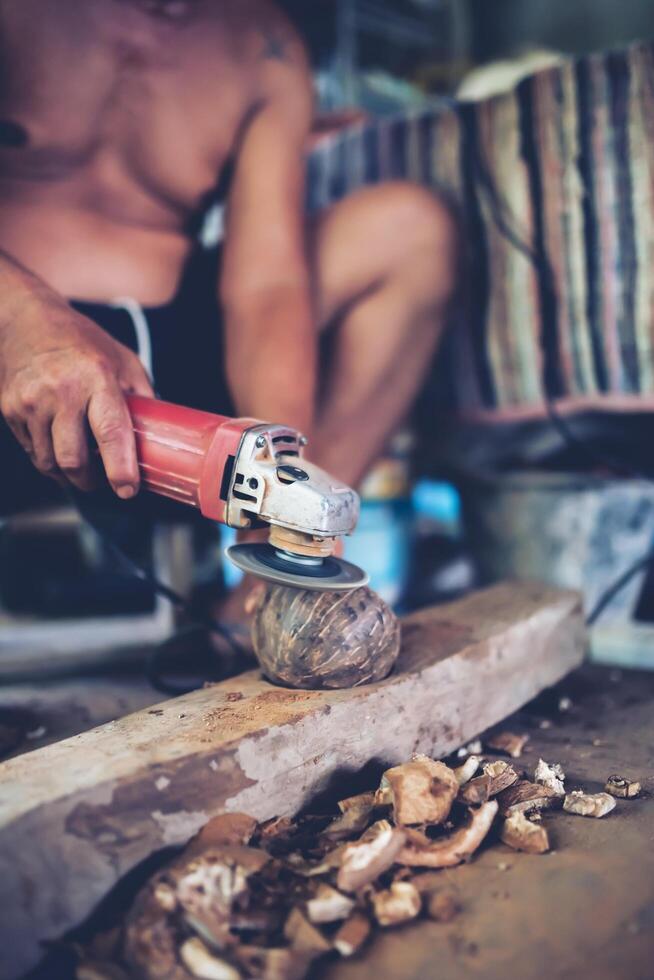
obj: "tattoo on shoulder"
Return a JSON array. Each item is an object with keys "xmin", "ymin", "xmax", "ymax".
[{"xmin": 260, "ymin": 23, "xmax": 291, "ymax": 63}]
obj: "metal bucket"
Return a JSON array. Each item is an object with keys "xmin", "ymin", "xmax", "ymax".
[{"xmin": 460, "ymin": 471, "xmax": 654, "ymax": 667}]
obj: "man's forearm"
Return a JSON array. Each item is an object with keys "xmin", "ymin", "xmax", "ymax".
[
  {"xmin": 0, "ymin": 250, "xmax": 61, "ymax": 385},
  {"xmin": 223, "ymin": 288, "xmax": 317, "ymax": 434},
  {"xmin": 0, "ymin": 248, "xmax": 69, "ymax": 349},
  {"xmin": 0, "ymin": 248, "xmax": 56, "ymax": 304}
]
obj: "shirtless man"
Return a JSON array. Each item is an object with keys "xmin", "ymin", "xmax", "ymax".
[{"xmin": 0, "ymin": 0, "xmax": 456, "ymax": 578}]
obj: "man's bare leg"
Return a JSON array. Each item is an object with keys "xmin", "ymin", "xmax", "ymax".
[{"xmin": 308, "ymin": 181, "xmax": 458, "ymax": 487}]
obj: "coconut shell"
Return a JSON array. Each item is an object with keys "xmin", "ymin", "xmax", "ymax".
[{"xmin": 250, "ymin": 585, "xmax": 401, "ymax": 690}]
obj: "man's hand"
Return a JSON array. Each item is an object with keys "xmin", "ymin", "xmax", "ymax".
[{"xmin": 0, "ymin": 284, "xmax": 153, "ymax": 497}]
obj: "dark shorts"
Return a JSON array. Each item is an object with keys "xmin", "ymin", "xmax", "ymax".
[{"xmin": 0, "ymin": 245, "xmax": 233, "ymax": 515}]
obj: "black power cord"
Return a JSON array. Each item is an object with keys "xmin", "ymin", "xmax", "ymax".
[
  {"xmin": 586, "ymin": 553, "xmax": 654, "ymax": 627},
  {"xmin": 468, "ymin": 130, "xmax": 654, "ymax": 627},
  {"xmin": 67, "ymin": 488, "xmax": 249, "ymax": 694},
  {"xmin": 100, "ymin": 529, "xmax": 249, "ymax": 693},
  {"xmin": 542, "ymin": 401, "xmax": 654, "ymax": 625}
]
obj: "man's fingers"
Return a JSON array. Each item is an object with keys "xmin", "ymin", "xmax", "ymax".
[
  {"xmin": 51, "ymin": 410, "xmax": 95, "ymax": 491},
  {"xmin": 26, "ymin": 415, "xmax": 59, "ymax": 479},
  {"xmin": 122, "ymin": 358, "xmax": 155, "ymax": 399},
  {"xmin": 129, "ymin": 375, "xmax": 155, "ymax": 398},
  {"xmin": 87, "ymin": 385, "xmax": 140, "ymax": 499}
]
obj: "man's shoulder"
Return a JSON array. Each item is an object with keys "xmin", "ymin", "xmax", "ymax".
[
  {"xmin": 249, "ymin": 1, "xmax": 313, "ymax": 123},
  {"xmin": 253, "ymin": 0, "xmax": 308, "ymax": 66},
  {"xmin": 181, "ymin": 0, "xmax": 312, "ymax": 112}
]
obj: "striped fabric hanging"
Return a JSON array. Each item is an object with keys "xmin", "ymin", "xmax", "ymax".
[{"xmin": 306, "ymin": 40, "xmax": 654, "ymax": 422}]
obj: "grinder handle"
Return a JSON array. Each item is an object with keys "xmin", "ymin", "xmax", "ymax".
[{"xmin": 127, "ymin": 396, "xmax": 249, "ymax": 521}]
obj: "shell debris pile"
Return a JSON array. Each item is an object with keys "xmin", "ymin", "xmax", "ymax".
[{"xmin": 74, "ymin": 738, "xmax": 639, "ymax": 980}]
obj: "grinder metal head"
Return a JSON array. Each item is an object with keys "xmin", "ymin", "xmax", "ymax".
[
  {"xmin": 226, "ymin": 542, "xmax": 368, "ymax": 591},
  {"xmin": 222, "ymin": 427, "xmax": 367, "ymax": 590}
]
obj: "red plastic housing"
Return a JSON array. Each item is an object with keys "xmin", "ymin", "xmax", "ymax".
[{"xmin": 127, "ymin": 396, "xmax": 252, "ymax": 522}]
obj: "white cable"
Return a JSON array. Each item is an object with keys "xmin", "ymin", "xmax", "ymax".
[
  {"xmin": 111, "ymin": 297, "xmax": 154, "ymax": 382},
  {"xmin": 200, "ymin": 204, "xmax": 225, "ymax": 248}
]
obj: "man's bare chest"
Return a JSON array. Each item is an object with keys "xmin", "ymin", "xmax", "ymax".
[{"xmin": 0, "ymin": 7, "xmax": 254, "ymax": 221}]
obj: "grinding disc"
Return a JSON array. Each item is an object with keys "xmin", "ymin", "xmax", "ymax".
[{"xmin": 225, "ymin": 543, "xmax": 369, "ymax": 591}]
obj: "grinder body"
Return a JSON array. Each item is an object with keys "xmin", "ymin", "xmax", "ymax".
[
  {"xmin": 128, "ymin": 397, "xmax": 249, "ymax": 523},
  {"xmin": 127, "ymin": 396, "xmax": 366, "ymax": 590}
]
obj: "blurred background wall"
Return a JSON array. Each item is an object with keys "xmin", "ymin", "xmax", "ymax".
[
  {"xmin": 470, "ymin": 0, "xmax": 654, "ymax": 60},
  {"xmin": 280, "ymin": 0, "xmax": 654, "ymax": 110}
]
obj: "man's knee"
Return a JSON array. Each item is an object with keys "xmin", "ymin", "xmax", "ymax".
[
  {"xmin": 373, "ymin": 183, "xmax": 460, "ymax": 317},
  {"xmin": 370, "ymin": 181, "xmax": 456, "ymax": 247},
  {"xmin": 351, "ymin": 182, "xmax": 458, "ymax": 290},
  {"xmin": 325, "ymin": 180, "xmax": 456, "ymax": 246}
]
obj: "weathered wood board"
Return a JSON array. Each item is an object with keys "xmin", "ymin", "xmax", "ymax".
[{"xmin": 0, "ymin": 583, "xmax": 584, "ymax": 979}]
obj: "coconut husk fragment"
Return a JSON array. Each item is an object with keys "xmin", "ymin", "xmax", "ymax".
[
  {"xmin": 333, "ymin": 912, "xmax": 371, "ymax": 957},
  {"xmin": 258, "ymin": 816, "xmax": 296, "ymax": 843},
  {"xmin": 605, "ymin": 774, "xmax": 641, "ymax": 798},
  {"xmin": 374, "ymin": 784, "xmax": 393, "ymax": 807},
  {"xmin": 177, "ymin": 847, "xmax": 270, "ymax": 944},
  {"xmin": 371, "ymin": 882, "xmax": 422, "ymax": 927},
  {"xmin": 458, "ymin": 774, "xmax": 491, "ymax": 805},
  {"xmin": 306, "ymin": 884, "xmax": 354, "ymax": 924},
  {"xmin": 322, "ymin": 795, "xmax": 375, "ymax": 841},
  {"xmin": 459, "ymin": 760, "xmax": 520, "ymax": 805},
  {"xmin": 456, "ymin": 739, "xmax": 482, "ymax": 758},
  {"xmin": 397, "ymin": 801, "xmax": 498, "ymax": 869},
  {"xmin": 497, "ymin": 780, "xmax": 561, "ymax": 816},
  {"xmin": 486, "ymin": 731, "xmax": 529, "ymax": 758},
  {"xmin": 453, "ymin": 755, "xmax": 481, "ymax": 786},
  {"xmin": 563, "ymin": 791, "xmax": 616, "ymax": 818},
  {"xmin": 283, "ymin": 908, "xmax": 331, "ymax": 955},
  {"xmin": 381, "ymin": 756, "xmax": 458, "ymax": 826},
  {"xmin": 123, "ymin": 894, "xmax": 191, "ymax": 980},
  {"xmin": 338, "ymin": 792, "xmax": 376, "ymax": 813},
  {"xmin": 337, "ymin": 821, "xmax": 406, "ymax": 892},
  {"xmin": 483, "ymin": 760, "xmax": 521, "ymax": 795},
  {"xmin": 534, "ymin": 759, "xmax": 565, "ymax": 796},
  {"xmin": 501, "ymin": 811, "xmax": 550, "ymax": 854},
  {"xmin": 284, "ymin": 848, "xmax": 344, "ymax": 879},
  {"xmin": 179, "ymin": 937, "xmax": 241, "ymax": 980},
  {"xmin": 233, "ymin": 945, "xmax": 314, "ymax": 980},
  {"xmin": 124, "ymin": 839, "xmax": 273, "ymax": 976}
]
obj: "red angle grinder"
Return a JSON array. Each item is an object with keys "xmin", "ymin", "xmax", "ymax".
[{"xmin": 127, "ymin": 396, "xmax": 368, "ymax": 591}]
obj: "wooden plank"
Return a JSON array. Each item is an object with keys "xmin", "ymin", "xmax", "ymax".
[{"xmin": 0, "ymin": 583, "xmax": 584, "ymax": 980}]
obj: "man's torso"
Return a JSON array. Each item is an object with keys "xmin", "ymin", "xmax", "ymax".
[{"xmin": 0, "ymin": 0, "xmax": 279, "ymax": 303}]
